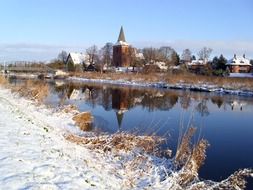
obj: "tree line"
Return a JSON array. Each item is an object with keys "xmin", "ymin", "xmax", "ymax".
[{"xmin": 48, "ymin": 43, "xmax": 251, "ymax": 76}]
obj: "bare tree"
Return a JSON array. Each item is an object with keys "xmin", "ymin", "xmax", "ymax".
[
  {"xmin": 101, "ymin": 42, "xmax": 113, "ymax": 67},
  {"xmin": 181, "ymin": 49, "xmax": 192, "ymax": 62},
  {"xmin": 128, "ymin": 46, "xmax": 144, "ymax": 72},
  {"xmin": 58, "ymin": 50, "xmax": 68, "ymax": 64},
  {"xmin": 159, "ymin": 46, "xmax": 174, "ymax": 61},
  {"xmin": 159, "ymin": 46, "xmax": 180, "ymax": 66},
  {"xmin": 86, "ymin": 45, "xmax": 99, "ymax": 65},
  {"xmin": 142, "ymin": 47, "xmax": 160, "ymax": 64},
  {"xmin": 198, "ymin": 47, "xmax": 212, "ymax": 62}
]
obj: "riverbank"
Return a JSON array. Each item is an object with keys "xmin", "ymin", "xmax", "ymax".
[
  {"xmin": 69, "ymin": 72, "xmax": 253, "ymax": 97},
  {"xmin": 0, "ymin": 76, "xmax": 253, "ymax": 189},
  {"xmin": 4, "ymin": 72, "xmax": 253, "ymax": 97}
]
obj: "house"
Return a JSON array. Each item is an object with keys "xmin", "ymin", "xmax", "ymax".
[
  {"xmin": 66, "ymin": 52, "xmax": 90, "ymax": 72},
  {"xmin": 186, "ymin": 59, "xmax": 207, "ymax": 72},
  {"xmin": 226, "ymin": 54, "xmax": 251, "ymax": 73},
  {"xmin": 113, "ymin": 26, "xmax": 130, "ymax": 67}
]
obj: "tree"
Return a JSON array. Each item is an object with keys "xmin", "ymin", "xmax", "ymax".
[
  {"xmin": 142, "ymin": 47, "xmax": 160, "ymax": 64},
  {"xmin": 250, "ymin": 59, "xmax": 253, "ymax": 66},
  {"xmin": 170, "ymin": 51, "xmax": 180, "ymax": 66},
  {"xmin": 212, "ymin": 54, "xmax": 227, "ymax": 76},
  {"xmin": 101, "ymin": 42, "xmax": 113, "ymax": 67},
  {"xmin": 128, "ymin": 47, "xmax": 144, "ymax": 72},
  {"xmin": 191, "ymin": 55, "xmax": 196, "ymax": 60},
  {"xmin": 86, "ymin": 45, "xmax": 99, "ymax": 65},
  {"xmin": 217, "ymin": 54, "xmax": 227, "ymax": 70},
  {"xmin": 47, "ymin": 59, "xmax": 65, "ymax": 70},
  {"xmin": 198, "ymin": 47, "xmax": 212, "ymax": 61},
  {"xmin": 99, "ymin": 42, "xmax": 113, "ymax": 73},
  {"xmin": 212, "ymin": 56, "xmax": 219, "ymax": 69},
  {"xmin": 181, "ymin": 49, "xmax": 192, "ymax": 62},
  {"xmin": 159, "ymin": 46, "xmax": 177, "ymax": 65},
  {"xmin": 58, "ymin": 50, "xmax": 68, "ymax": 64}
]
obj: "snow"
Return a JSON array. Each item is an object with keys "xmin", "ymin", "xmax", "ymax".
[
  {"xmin": 226, "ymin": 55, "xmax": 251, "ymax": 66},
  {"xmin": 229, "ymin": 73, "xmax": 253, "ymax": 78},
  {"xmin": 68, "ymin": 77, "xmax": 253, "ymax": 97},
  {"xmin": 0, "ymin": 85, "xmax": 252, "ymax": 189},
  {"xmin": 0, "ymin": 88, "xmax": 123, "ymax": 189},
  {"xmin": 0, "ymin": 87, "xmax": 178, "ymax": 189},
  {"xmin": 68, "ymin": 52, "xmax": 89, "ymax": 66},
  {"xmin": 114, "ymin": 41, "xmax": 129, "ymax": 46}
]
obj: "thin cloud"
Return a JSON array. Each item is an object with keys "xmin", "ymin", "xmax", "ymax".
[{"xmin": 1, "ymin": 40, "xmax": 253, "ymax": 62}]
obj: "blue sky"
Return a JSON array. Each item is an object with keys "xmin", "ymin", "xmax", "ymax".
[{"xmin": 0, "ymin": 0, "xmax": 253, "ymax": 61}]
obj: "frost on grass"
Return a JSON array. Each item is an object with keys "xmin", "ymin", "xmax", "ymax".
[
  {"xmin": 66, "ymin": 127, "xmax": 252, "ymax": 190},
  {"xmin": 66, "ymin": 132, "xmax": 164, "ymax": 154},
  {"xmin": 11, "ymin": 80, "xmax": 49, "ymax": 102}
]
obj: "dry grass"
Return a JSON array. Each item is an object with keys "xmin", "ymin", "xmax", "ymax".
[
  {"xmin": 11, "ymin": 80, "xmax": 49, "ymax": 102},
  {"xmin": 72, "ymin": 72, "xmax": 253, "ymax": 91},
  {"xmin": 72, "ymin": 112, "xmax": 93, "ymax": 131},
  {"xmin": 175, "ymin": 127, "xmax": 196, "ymax": 168},
  {"xmin": 0, "ymin": 75, "xmax": 8, "ymax": 86},
  {"xmin": 61, "ymin": 104, "xmax": 79, "ymax": 114},
  {"xmin": 65, "ymin": 132, "xmax": 165, "ymax": 154},
  {"xmin": 178, "ymin": 139, "xmax": 209, "ymax": 187}
]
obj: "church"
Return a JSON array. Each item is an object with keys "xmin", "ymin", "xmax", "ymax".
[{"xmin": 113, "ymin": 26, "xmax": 130, "ymax": 67}]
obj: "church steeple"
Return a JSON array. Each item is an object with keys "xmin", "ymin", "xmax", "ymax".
[
  {"xmin": 117, "ymin": 26, "xmax": 126, "ymax": 42},
  {"xmin": 116, "ymin": 111, "xmax": 124, "ymax": 130}
]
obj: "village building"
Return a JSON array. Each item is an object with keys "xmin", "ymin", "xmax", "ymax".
[
  {"xmin": 186, "ymin": 59, "xmax": 207, "ymax": 72},
  {"xmin": 226, "ymin": 54, "xmax": 251, "ymax": 73},
  {"xmin": 66, "ymin": 52, "xmax": 90, "ymax": 72},
  {"xmin": 113, "ymin": 26, "xmax": 130, "ymax": 68}
]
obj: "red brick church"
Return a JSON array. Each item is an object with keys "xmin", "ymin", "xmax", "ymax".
[{"xmin": 113, "ymin": 26, "xmax": 130, "ymax": 67}]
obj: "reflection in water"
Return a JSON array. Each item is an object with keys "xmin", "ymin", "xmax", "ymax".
[
  {"xmin": 9, "ymin": 79, "xmax": 253, "ymax": 188},
  {"xmin": 53, "ymin": 82, "xmax": 252, "ymax": 118},
  {"xmin": 52, "ymin": 83, "xmax": 252, "ymax": 133}
]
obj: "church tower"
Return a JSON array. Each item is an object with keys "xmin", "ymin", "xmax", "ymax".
[{"xmin": 113, "ymin": 26, "xmax": 130, "ymax": 67}]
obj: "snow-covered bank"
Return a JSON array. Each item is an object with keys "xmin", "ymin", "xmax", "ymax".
[
  {"xmin": 0, "ymin": 84, "xmax": 252, "ymax": 190},
  {"xmin": 69, "ymin": 76, "xmax": 253, "ymax": 97},
  {"xmin": 0, "ymin": 88, "xmax": 123, "ymax": 189}
]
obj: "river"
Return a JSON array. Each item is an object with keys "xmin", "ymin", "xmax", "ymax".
[{"xmin": 10, "ymin": 79, "xmax": 253, "ymax": 189}]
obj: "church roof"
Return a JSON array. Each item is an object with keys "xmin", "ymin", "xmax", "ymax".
[
  {"xmin": 115, "ymin": 26, "xmax": 129, "ymax": 46},
  {"xmin": 118, "ymin": 26, "xmax": 126, "ymax": 42}
]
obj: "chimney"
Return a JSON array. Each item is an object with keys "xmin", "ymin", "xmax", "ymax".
[
  {"xmin": 234, "ymin": 54, "xmax": 236, "ymax": 59},
  {"xmin": 243, "ymin": 54, "xmax": 245, "ymax": 58}
]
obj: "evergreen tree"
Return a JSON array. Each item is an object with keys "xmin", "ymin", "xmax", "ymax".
[
  {"xmin": 212, "ymin": 56, "xmax": 219, "ymax": 69},
  {"xmin": 217, "ymin": 54, "xmax": 227, "ymax": 70}
]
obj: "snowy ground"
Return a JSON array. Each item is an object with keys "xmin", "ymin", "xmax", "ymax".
[
  {"xmin": 0, "ymin": 85, "xmax": 252, "ymax": 190},
  {"xmin": 0, "ymin": 88, "xmax": 123, "ymax": 189}
]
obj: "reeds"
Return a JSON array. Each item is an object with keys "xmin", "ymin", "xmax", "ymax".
[
  {"xmin": 0, "ymin": 75, "xmax": 8, "ymax": 86},
  {"xmin": 65, "ymin": 132, "xmax": 165, "ymax": 154},
  {"xmin": 72, "ymin": 112, "xmax": 93, "ymax": 131},
  {"xmin": 71, "ymin": 72, "xmax": 253, "ymax": 91},
  {"xmin": 11, "ymin": 80, "xmax": 49, "ymax": 102}
]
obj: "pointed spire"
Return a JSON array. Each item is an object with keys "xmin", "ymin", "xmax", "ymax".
[
  {"xmin": 117, "ymin": 26, "xmax": 126, "ymax": 42},
  {"xmin": 116, "ymin": 110, "xmax": 124, "ymax": 130}
]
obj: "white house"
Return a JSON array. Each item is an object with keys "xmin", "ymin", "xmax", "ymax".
[
  {"xmin": 66, "ymin": 53, "xmax": 90, "ymax": 71},
  {"xmin": 226, "ymin": 54, "xmax": 251, "ymax": 73}
]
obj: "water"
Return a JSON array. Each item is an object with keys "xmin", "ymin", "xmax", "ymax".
[{"xmin": 12, "ymin": 79, "xmax": 253, "ymax": 188}]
